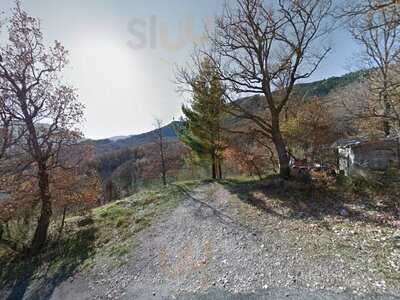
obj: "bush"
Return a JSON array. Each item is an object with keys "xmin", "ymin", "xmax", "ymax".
[
  {"xmin": 291, "ymin": 169, "xmax": 312, "ymax": 184},
  {"xmin": 385, "ymin": 162, "xmax": 399, "ymax": 178},
  {"xmin": 336, "ymin": 172, "xmax": 350, "ymax": 186}
]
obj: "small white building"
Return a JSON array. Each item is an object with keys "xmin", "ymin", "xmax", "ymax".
[{"xmin": 334, "ymin": 137, "xmax": 400, "ymax": 176}]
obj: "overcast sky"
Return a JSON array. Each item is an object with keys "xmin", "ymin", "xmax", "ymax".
[{"xmin": 2, "ymin": 0, "xmax": 360, "ymax": 139}]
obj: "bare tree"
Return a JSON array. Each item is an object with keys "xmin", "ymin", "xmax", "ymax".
[
  {"xmin": 139, "ymin": 139, "xmax": 185, "ymax": 185},
  {"xmin": 154, "ymin": 118, "xmax": 167, "ymax": 186},
  {"xmin": 342, "ymin": 0, "xmax": 400, "ymax": 28},
  {"xmin": 0, "ymin": 2, "xmax": 84, "ymax": 254},
  {"xmin": 348, "ymin": 2, "xmax": 400, "ymax": 136},
  {"xmin": 0, "ymin": 95, "xmax": 12, "ymax": 160},
  {"xmin": 188, "ymin": 0, "xmax": 334, "ymax": 178},
  {"xmin": 0, "ymin": 94, "xmax": 26, "ymax": 161}
]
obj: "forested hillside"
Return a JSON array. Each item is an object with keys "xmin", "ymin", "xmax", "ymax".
[
  {"xmin": 293, "ymin": 70, "xmax": 365, "ymax": 99},
  {"xmin": 92, "ymin": 121, "xmax": 183, "ymax": 155}
]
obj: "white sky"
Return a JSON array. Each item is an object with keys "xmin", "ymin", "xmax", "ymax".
[{"xmin": 2, "ymin": 0, "xmax": 359, "ymax": 139}]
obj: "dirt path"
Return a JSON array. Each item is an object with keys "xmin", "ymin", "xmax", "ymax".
[{"xmin": 47, "ymin": 183, "xmax": 399, "ymax": 300}]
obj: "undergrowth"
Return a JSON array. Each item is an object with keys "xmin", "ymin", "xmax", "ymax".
[{"xmin": 0, "ymin": 181, "xmax": 199, "ymax": 292}]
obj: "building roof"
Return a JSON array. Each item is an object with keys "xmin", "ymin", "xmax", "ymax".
[
  {"xmin": 333, "ymin": 135, "xmax": 400, "ymax": 149},
  {"xmin": 332, "ymin": 138, "xmax": 367, "ymax": 148}
]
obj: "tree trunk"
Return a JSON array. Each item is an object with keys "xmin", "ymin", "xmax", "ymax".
[
  {"xmin": 157, "ymin": 125, "xmax": 167, "ymax": 186},
  {"xmin": 383, "ymin": 80, "xmax": 391, "ymax": 137},
  {"xmin": 161, "ymin": 169, "xmax": 167, "ymax": 186},
  {"xmin": 58, "ymin": 206, "xmax": 68, "ymax": 241},
  {"xmin": 211, "ymin": 154, "xmax": 217, "ymax": 179},
  {"xmin": 397, "ymin": 136, "xmax": 400, "ymax": 170},
  {"xmin": 105, "ymin": 181, "xmax": 113, "ymax": 202},
  {"xmin": 30, "ymin": 164, "xmax": 52, "ymax": 255},
  {"xmin": 383, "ymin": 118, "xmax": 391, "ymax": 137},
  {"xmin": 252, "ymin": 162, "xmax": 263, "ymax": 181},
  {"xmin": 212, "ymin": 163, "xmax": 217, "ymax": 179},
  {"xmin": 275, "ymin": 139, "xmax": 290, "ymax": 179},
  {"xmin": 218, "ymin": 159, "xmax": 222, "ymax": 180},
  {"xmin": 160, "ymin": 145, "xmax": 167, "ymax": 186},
  {"xmin": 271, "ymin": 117, "xmax": 290, "ymax": 179}
]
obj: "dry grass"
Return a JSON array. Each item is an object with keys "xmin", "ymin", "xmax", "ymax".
[{"xmin": 221, "ymin": 175, "xmax": 400, "ymax": 293}]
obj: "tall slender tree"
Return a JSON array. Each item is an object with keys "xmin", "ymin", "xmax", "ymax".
[
  {"xmin": 178, "ymin": 58, "xmax": 226, "ymax": 180},
  {"xmin": 348, "ymin": 1, "xmax": 400, "ymax": 136},
  {"xmin": 154, "ymin": 118, "xmax": 168, "ymax": 186},
  {"xmin": 0, "ymin": 1, "xmax": 85, "ymax": 254}
]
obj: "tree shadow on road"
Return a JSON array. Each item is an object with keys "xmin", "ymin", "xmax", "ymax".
[{"xmin": 222, "ymin": 175, "xmax": 400, "ymax": 230}]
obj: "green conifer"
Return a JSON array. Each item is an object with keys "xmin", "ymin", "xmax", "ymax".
[{"xmin": 178, "ymin": 58, "xmax": 226, "ymax": 179}]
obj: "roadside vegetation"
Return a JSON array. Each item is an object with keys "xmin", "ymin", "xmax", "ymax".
[{"xmin": 0, "ymin": 182, "xmax": 198, "ymax": 295}]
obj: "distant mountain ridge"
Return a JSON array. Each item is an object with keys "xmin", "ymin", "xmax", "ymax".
[
  {"xmin": 108, "ymin": 135, "xmax": 131, "ymax": 142},
  {"xmin": 92, "ymin": 70, "xmax": 364, "ymax": 156},
  {"xmin": 291, "ymin": 70, "xmax": 365, "ymax": 99},
  {"xmin": 92, "ymin": 121, "xmax": 184, "ymax": 155}
]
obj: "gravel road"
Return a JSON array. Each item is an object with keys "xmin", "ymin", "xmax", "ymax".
[{"xmin": 45, "ymin": 183, "xmax": 400, "ymax": 300}]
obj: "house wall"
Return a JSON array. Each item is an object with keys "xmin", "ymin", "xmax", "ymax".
[
  {"xmin": 353, "ymin": 140, "xmax": 399, "ymax": 171},
  {"xmin": 338, "ymin": 139, "xmax": 400, "ymax": 175},
  {"xmin": 338, "ymin": 147, "xmax": 354, "ymax": 176}
]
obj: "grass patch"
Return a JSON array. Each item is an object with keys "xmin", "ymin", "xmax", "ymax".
[
  {"xmin": 87, "ymin": 183, "xmax": 197, "ymax": 266},
  {"xmin": 0, "ymin": 182, "xmax": 198, "ymax": 296}
]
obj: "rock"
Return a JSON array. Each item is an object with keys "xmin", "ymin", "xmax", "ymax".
[
  {"xmin": 392, "ymin": 233, "xmax": 400, "ymax": 247},
  {"xmin": 77, "ymin": 216, "xmax": 94, "ymax": 227},
  {"xmin": 339, "ymin": 208, "xmax": 349, "ymax": 217},
  {"xmin": 297, "ymin": 212, "xmax": 306, "ymax": 219}
]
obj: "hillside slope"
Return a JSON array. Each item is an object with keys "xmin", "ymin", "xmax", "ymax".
[
  {"xmin": 291, "ymin": 70, "xmax": 364, "ymax": 99},
  {"xmin": 92, "ymin": 121, "xmax": 183, "ymax": 155}
]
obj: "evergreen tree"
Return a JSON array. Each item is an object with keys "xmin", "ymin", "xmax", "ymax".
[{"xmin": 178, "ymin": 59, "xmax": 226, "ymax": 180}]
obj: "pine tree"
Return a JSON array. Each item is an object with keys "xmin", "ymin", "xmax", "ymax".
[{"xmin": 178, "ymin": 59, "xmax": 225, "ymax": 180}]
